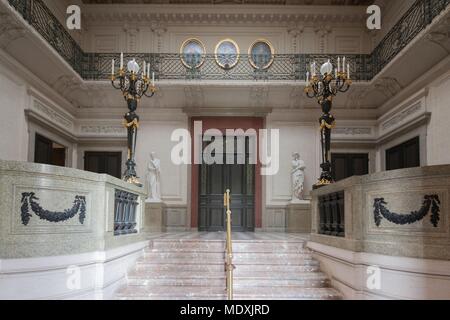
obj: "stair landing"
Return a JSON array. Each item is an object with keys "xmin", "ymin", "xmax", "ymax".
[{"xmin": 115, "ymin": 232, "xmax": 341, "ymax": 300}]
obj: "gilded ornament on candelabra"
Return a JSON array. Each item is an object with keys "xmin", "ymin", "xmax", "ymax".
[
  {"xmin": 304, "ymin": 57, "xmax": 352, "ymax": 189},
  {"xmin": 111, "ymin": 53, "xmax": 157, "ymax": 186}
]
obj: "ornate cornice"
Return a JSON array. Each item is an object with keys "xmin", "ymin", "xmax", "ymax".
[{"xmin": 83, "ymin": 6, "xmax": 366, "ymax": 27}]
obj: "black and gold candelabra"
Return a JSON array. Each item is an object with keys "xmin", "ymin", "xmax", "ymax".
[
  {"xmin": 111, "ymin": 53, "xmax": 156, "ymax": 186},
  {"xmin": 305, "ymin": 58, "xmax": 352, "ymax": 189}
]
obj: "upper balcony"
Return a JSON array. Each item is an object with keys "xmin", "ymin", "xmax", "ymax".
[{"xmin": 1, "ymin": 0, "xmax": 449, "ymax": 116}]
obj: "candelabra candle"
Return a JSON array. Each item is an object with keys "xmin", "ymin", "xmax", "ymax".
[
  {"xmin": 111, "ymin": 57, "xmax": 156, "ymax": 100},
  {"xmin": 305, "ymin": 59, "xmax": 351, "ymax": 100}
]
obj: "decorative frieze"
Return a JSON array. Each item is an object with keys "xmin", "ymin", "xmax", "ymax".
[
  {"xmin": 333, "ymin": 127, "xmax": 372, "ymax": 136},
  {"xmin": 381, "ymin": 101, "xmax": 423, "ymax": 131},
  {"xmin": 32, "ymin": 100, "xmax": 74, "ymax": 130},
  {"xmin": 20, "ymin": 192, "xmax": 86, "ymax": 226},
  {"xmin": 373, "ymin": 195, "xmax": 440, "ymax": 228},
  {"xmin": 80, "ymin": 125, "xmax": 125, "ymax": 135}
]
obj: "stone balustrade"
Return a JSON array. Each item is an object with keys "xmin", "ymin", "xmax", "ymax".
[
  {"xmin": 311, "ymin": 165, "xmax": 450, "ymax": 260},
  {"xmin": 0, "ymin": 160, "xmax": 147, "ymax": 259},
  {"xmin": 0, "ymin": 160, "xmax": 154, "ymax": 299}
]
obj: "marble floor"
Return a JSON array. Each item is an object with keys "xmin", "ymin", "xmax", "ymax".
[{"xmin": 147, "ymin": 231, "xmax": 311, "ymax": 242}]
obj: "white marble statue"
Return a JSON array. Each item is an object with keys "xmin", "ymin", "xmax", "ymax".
[
  {"xmin": 291, "ymin": 152, "xmax": 306, "ymax": 201},
  {"xmin": 146, "ymin": 152, "xmax": 161, "ymax": 202}
]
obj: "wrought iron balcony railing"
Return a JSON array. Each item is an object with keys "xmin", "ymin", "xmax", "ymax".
[
  {"xmin": 7, "ymin": 0, "xmax": 450, "ymax": 82},
  {"xmin": 83, "ymin": 52, "xmax": 373, "ymax": 81},
  {"xmin": 8, "ymin": 0, "xmax": 84, "ymax": 75}
]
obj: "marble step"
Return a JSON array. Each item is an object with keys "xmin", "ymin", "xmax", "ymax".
[
  {"xmin": 126, "ymin": 277, "xmax": 226, "ymax": 287},
  {"xmin": 233, "ymin": 254, "xmax": 315, "ymax": 265},
  {"xmin": 233, "ymin": 287, "xmax": 342, "ymax": 300},
  {"xmin": 115, "ymin": 285, "xmax": 226, "ymax": 300},
  {"xmin": 134, "ymin": 262, "xmax": 320, "ymax": 273},
  {"xmin": 232, "ymin": 241, "xmax": 307, "ymax": 253},
  {"xmin": 138, "ymin": 257, "xmax": 225, "ymax": 265},
  {"xmin": 150, "ymin": 240, "xmax": 225, "ymax": 252},
  {"xmin": 129, "ymin": 267, "xmax": 323, "ymax": 278},
  {"xmin": 135, "ymin": 262, "xmax": 225, "ymax": 272},
  {"xmin": 233, "ymin": 275, "xmax": 330, "ymax": 288},
  {"xmin": 128, "ymin": 269, "xmax": 226, "ymax": 278},
  {"xmin": 142, "ymin": 251, "xmax": 315, "ymax": 262},
  {"xmin": 125, "ymin": 279, "xmax": 329, "ymax": 289},
  {"xmin": 137, "ymin": 256, "xmax": 316, "ymax": 266},
  {"xmin": 234, "ymin": 263, "xmax": 320, "ymax": 272},
  {"xmin": 116, "ymin": 286, "xmax": 341, "ymax": 301},
  {"xmin": 149, "ymin": 240, "xmax": 307, "ymax": 253},
  {"xmin": 142, "ymin": 251, "xmax": 225, "ymax": 260}
]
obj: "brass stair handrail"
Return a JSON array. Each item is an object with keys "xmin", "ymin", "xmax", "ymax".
[{"xmin": 224, "ymin": 189, "xmax": 234, "ymax": 300}]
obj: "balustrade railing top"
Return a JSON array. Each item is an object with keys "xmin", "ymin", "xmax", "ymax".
[{"xmin": 7, "ymin": 0, "xmax": 450, "ymax": 82}]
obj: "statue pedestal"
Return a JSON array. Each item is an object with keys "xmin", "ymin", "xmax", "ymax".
[
  {"xmin": 143, "ymin": 201, "xmax": 166, "ymax": 233},
  {"xmin": 286, "ymin": 200, "xmax": 311, "ymax": 233}
]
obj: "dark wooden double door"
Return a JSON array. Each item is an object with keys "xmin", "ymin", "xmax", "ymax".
[{"xmin": 198, "ymin": 137, "xmax": 255, "ymax": 232}]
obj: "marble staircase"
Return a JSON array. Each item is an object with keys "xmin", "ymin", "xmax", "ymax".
[{"xmin": 115, "ymin": 233, "xmax": 341, "ymax": 300}]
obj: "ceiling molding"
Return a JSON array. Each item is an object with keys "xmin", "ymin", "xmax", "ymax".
[{"xmin": 82, "ymin": 5, "xmax": 367, "ymax": 27}]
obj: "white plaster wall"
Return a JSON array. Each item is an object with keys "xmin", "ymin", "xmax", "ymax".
[
  {"xmin": 426, "ymin": 75, "xmax": 450, "ymax": 166},
  {"xmin": 134, "ymin": 119, "xmax": 188, "ymax": 205},
  {"xmin": 0, "ymin": 68, "xmax": 29, "ymax": 161},
  {"xmin": 265, "ymin": 117, "xmax": 320, "ymax": 205}
]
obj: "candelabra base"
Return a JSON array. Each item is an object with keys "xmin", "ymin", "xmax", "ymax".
[
  {"xmin": 313, "ymin": 179, "xmax": 332, "ymax": 189},
  {"xmin": 123, "ymin": 159, "xmax": 142, "ymax": 187},
  {"xmin": 313, "ymin": 162, "xmax": 334, "ymax": 190},
  {"xmin": 123, "ymin": 175, "xmax": 142, "ymax": 187}
]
